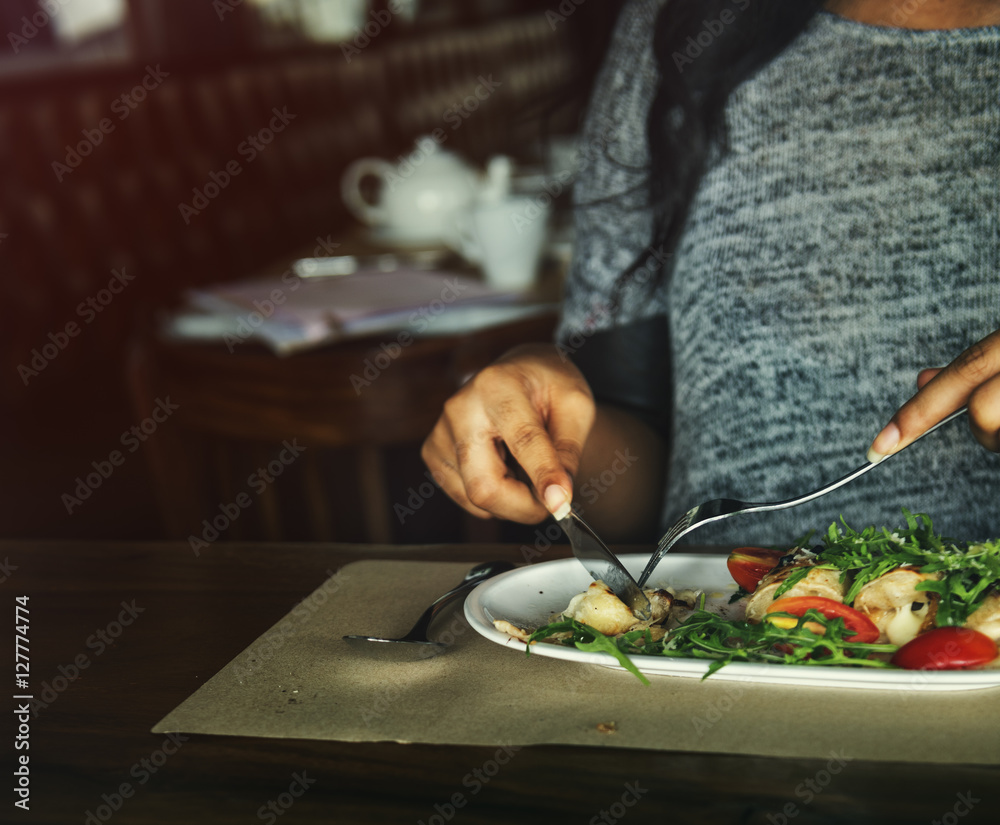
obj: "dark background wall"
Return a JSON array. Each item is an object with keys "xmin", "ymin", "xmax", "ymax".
[{"xmin": 0, "ymin": 0, "xmax": 627, "ymax": 542}]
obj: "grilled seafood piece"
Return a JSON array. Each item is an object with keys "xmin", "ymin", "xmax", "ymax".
[
  {"xmin": 745, "ymin": 563, "xmax": 845, "ymax": 622},
  {"xmin": 563, "ymin": 581, "xmax": 673, "ymax": 635},
  {"xmin": 965, "ymin": 591, "xmax": 1000, "ymax": 643},
  {"xmin": 493, "ymin": 581, "xmax": 674, "ymax": 640},
  {"xmin": 853, "ymin": 568, "xmax": 940, "ymax": 645}
]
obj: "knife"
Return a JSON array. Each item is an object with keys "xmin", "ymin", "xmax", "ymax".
[{"xmin": 553, "ymin": 503, "xmax": 652, "ymax": 622}]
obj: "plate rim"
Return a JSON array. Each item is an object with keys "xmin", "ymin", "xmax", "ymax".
[{"xmin": 464, "ymin": 554, "xmax": 1000, "ymax": 690}]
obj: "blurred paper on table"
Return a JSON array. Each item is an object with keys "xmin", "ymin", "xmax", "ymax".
[{"xmin": 172, "ymin": 267, "xmax": 550, "ymax": 355}]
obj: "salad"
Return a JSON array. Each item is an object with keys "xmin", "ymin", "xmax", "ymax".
[{"xmin": 513, "ymin": 510, "xmax": 1000, "ymax": 682}]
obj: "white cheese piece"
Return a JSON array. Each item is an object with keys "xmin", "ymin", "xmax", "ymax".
[{"xmin": 885, "ymin": 602, "xmax": 931, "ymax": 646}]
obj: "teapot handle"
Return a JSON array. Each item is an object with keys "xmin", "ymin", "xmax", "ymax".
[{"xmin": 341, "ymin": 158, "xmax": 395, "ymax": 226}]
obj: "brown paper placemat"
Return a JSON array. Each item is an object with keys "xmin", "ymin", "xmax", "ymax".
[{"xmin": 153, "ymin": 560, "xmax": 1000, "ymax": 763}]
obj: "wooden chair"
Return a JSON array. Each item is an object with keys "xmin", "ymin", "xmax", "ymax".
[{"xmin": 127, "ymin": 312, "xmax": 557, "ymax": 544}]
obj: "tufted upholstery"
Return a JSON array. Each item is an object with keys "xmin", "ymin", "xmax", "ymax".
[{"xmin": 0, "ymin": 13, "xmax": 583, "ymax": 408}]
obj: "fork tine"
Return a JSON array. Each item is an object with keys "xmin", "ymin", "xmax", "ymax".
[
  {"xmin": 657, "ymin": 508, "xmax": 695, "ymax": 551},
  {"xmin": 656, "ymin": 523, "xmax": 685, "ymax": 553},
  {"xmin": 637, "ymin": 517, "xmax": 688, "ymax": 587},
  {"xmin": 639, "ymin": 511, "xmax": 695, "ymax": 585}
]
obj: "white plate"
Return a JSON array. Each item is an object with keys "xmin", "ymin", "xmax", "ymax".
[{"xmin": 465, "ymin": 554, "xmax": 1000, "ymax": 691}]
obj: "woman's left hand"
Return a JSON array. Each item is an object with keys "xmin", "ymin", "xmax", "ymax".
[{"xmin": 867, "ymin": 328, "xmax": 1000, "ymax": 461}]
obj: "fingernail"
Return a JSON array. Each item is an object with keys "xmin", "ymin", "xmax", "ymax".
[
  {"xmin": 867, "ymin": 422, "xmax": 900, "ymax": 464},
  {"xmin": 544, "ymin": 485, "xmax": 571, "ymax": 520}
]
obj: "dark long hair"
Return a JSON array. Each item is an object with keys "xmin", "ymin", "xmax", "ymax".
[{"xmin": 613, "ymin": 0, "xmax": 827, "ymax": 305}]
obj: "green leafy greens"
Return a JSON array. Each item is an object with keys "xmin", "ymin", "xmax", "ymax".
[
  {"xmin": 526, "ymin": 619, "xmax": 652, "ymax": 685},
  {"xmin": 527, "ymin": 597, "xmax": 896, "ymax": 681},
  {"xmin": 523, "ymin": 510, "xmax": 1000, "ymax": 682},
  {"xmin": 806, "ymin": 509, "xmax": 1000, "ymax": 626}
]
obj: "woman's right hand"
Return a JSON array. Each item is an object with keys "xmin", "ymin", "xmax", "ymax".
[{"xmin": 421, "ymin": 343, "xmax": 596, "ymax": 523}]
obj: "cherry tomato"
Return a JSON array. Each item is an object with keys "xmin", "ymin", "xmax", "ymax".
[
  {"xmin": 727, "ymin": 547, "xmax": 786, "ymax": 592},
  {"xmin": 891, "ymin": 626, "xmax": 999, "ymax": 671},
  {"xmin": 765, "ymin": 596, "xmax": 880, "ymax": 643}
]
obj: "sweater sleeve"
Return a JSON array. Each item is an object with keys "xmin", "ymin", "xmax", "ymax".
[{"xmin": 556, "ymin": 0, "xmax": 671, "ymax": 435}]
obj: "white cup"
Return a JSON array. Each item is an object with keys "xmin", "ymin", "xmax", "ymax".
[{"xmin": 455, "ymin": 196, "xmax": 551, "ymax": 291}]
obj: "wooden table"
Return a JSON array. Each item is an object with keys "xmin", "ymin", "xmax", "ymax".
[{"xmin": 6, "ymin": 540, "xmax": 999, "ymax": 824}]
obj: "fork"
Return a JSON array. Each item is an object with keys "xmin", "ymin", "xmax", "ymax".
[{"xmin": 635, "ymin": 407, "xmax": 968, "ymax": 587}]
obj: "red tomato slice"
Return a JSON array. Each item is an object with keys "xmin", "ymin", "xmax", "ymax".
[
  {"xmin": 765, "ymin": 596, "xmax": 880, "ymax": 644},
  {"xmin": 727, "ymin": 547, "xmax": 786, "ymax": 592},
  {"xmin": 891, "ymin": 626, "xmax": 999, "ymax": 671}
]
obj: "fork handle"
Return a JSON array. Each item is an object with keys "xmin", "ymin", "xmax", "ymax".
[
  {"xmin": 756, "ymin": 406, "xmax": 968, "ymax": 513},
  {"xmin": 637, "ymin": 406, "xmax": 968, "ymax": 586},
  {"xmin": 403, "ymin": 561, "xmax": 514, "ymax": 641}
]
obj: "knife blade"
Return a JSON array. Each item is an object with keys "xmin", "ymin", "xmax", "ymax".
[{"xmin": 554, "ymin": 505, "xmax": 652, "ymax": 622}]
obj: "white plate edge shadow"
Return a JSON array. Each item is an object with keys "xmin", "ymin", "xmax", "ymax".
[{"xmin": 463, "ymin": 554, "xmax": 1000, "ymax": 692}]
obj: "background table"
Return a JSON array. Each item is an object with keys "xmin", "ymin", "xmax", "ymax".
[{"xmin": 4, "ymin": 540, "xmax": 999, "ymax": 824}]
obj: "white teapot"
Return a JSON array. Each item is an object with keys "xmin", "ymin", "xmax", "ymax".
[{"xmin": 341, "ymin": 137, "xmax": 481, "ymax": 246}]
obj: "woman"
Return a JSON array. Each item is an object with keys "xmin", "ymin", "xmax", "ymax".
[{"xmin": 423, "ymin": 0, "xmax": 1000, "ymax": 546}]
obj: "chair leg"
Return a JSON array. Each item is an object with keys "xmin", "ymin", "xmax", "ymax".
[
  {"xmin": 301, "ymin": 450, "xmax": 334, "ymax": 541},
  {"xmin": 358, "ymin": 446, "xmax": 392, "ymax": 544},
  {"xmin": 252, "ymin": 444, "xmax": 283, "ymax": 541}
]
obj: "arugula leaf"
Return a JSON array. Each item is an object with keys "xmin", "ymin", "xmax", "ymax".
[
  {"xmin": 527, "ymin": 619, "xmax": 651, "ymax": 685},
  {"xmin": 771, "ymin": 565, "xmax": 812, "ymax": 600},
  {"xmin": 810, "ymin": 509, "xmax": 1000, "ymax": 626},
  {"xmin": 574, "ymin": 631, "xmax": 652, "ymax": 685},
  {"xmin": 526, "ymin": 600, "xmax": 896, "ymax": 683}
]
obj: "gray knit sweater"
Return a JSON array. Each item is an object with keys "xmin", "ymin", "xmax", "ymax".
[{"xmin": 559, "ymin": 0, "xmax": 1000, "ymax": 545}]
